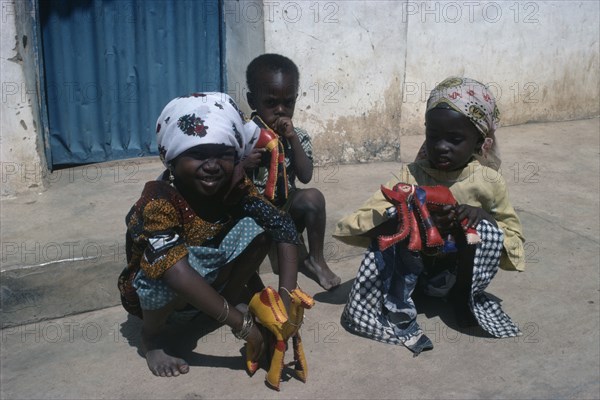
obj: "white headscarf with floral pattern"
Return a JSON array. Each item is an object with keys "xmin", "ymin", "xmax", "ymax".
[{"xmin": 156, "ymin": 92, "xmax": 260, "ymax": 167}]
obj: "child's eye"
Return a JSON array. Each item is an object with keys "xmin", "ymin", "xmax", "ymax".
[
  {"xmin": 264, "ymin": 99, "xmax": 277, "ymax": 107},
  {"xmin": 187, "ymin": 151, "xmax": 233, "ymax": 161},
  {"xmin": 184, "ymin": 149, "xmax": 207, "ymax": 160},
  {"xmin": 219, "ymin": 151, "xmax": 236, "ymax": 160}
]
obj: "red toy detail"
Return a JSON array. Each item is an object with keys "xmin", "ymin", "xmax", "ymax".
[
  {"xmin": 378, "ymin": 183, "xmax": 480, "ymax": 252},
  {"xmin": 253, "ymin": 116, "xmax": 288, "ymax": 202}
]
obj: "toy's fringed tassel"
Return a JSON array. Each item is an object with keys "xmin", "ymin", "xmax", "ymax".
[{"xmin": 466, "ymin": 231, "xmax": 481, "ymax": 245}]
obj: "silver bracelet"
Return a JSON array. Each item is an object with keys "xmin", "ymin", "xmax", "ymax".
[
  {"xmin": 232, "ymin": 312, "xmax": 254, "ymax": 340},
  {"xmin": 216, "ymin": 297, "xmax": 229, "ymax": 323}
]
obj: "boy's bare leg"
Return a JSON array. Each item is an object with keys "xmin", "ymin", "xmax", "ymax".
[
  {"xmin": 289, "ymin": 189, "xmax": 341, "ymax": 290},
  {"xmin": 141, "ymin": 299, "xmax": 190, "ymax": 377}
]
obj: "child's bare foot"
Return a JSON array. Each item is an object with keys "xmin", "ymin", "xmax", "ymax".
[
  {"xmin": 303, "ymin": 256, "xmax": 341, "ymax": 291},
  {"xmin": 141, "ymin": 333, "xmax": 189, "ymax": 377},
  {"xmin": 145, "ymin": 348, "xmax": 190, "ymax": 377}
]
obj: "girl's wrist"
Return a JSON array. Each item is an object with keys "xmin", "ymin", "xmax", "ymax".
[
  {"xmin": 224, "ymin": 306, "xmax": 244, "ymax": 330},
  {"xmin": 484, "ymin": 213, "xmax": 498, "ymax": 227},
  {"xmin": 231, "ymin": 310, "xmax": 254, "ymax": 340}
]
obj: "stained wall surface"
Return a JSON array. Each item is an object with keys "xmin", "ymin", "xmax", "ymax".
[
  {"xmin": 261, "ymin": 0, "xmax": 599, "ymax": 163},
  {"xmin": 2, "ymin": 1, "xmax": 598, "ymax": 196}
]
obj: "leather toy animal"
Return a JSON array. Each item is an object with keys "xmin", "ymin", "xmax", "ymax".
[
  {"xmin": 378, "ymin": 183, "xmax": 480, "ymax": 252},
  {"xmin": 246, "ymin": 286, "xmax": 314, "ymax": 391},
  {"xmin": 282, "ymin": 286, "xmax": 314, "ymax": 384},
  {"xmin": 253, "ymin": 116, "xmax": 288, "ymax": 202}
]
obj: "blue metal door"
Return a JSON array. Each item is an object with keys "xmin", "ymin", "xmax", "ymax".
[{"xmin": 40, "ymin": 0, "xmax": 223, "ymax": 167}]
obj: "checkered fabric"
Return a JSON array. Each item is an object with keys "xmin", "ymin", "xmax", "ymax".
[
  {"xmin": 341, "ymin": 250, "xmax": 422, "ymax": 347},
  {"xmin": 341, "ymin": 220, "xmax": 521, "ymax": 351},
  {"xmin": 470, "ymin": 220, "xmax": 521, "ymax": 337}
]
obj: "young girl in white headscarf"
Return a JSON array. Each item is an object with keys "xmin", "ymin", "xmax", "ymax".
[
  {"xmin": 334, "ymin": 77, "xmax": 525, "ymax": 355},
  {"xmin": 118, "ymin": 93, "xmax": 300, "ymax": 377}
]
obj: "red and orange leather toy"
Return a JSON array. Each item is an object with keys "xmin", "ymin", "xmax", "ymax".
[
  {"xmin": 246, "ymin": 286, "xmax": 314, "ymax": 391},
  {"xmin": 378, "ymin": 183, "xmax": 480, "ymax": 252},
  {"xmin": 253, "ymin": 116, "xmax": 288, "ymax": 202}
]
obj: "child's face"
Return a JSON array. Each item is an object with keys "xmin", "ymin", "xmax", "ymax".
[
  {"xmin": 425, "ymin": 108, "xmax": 482, "ymax": 171},
  {"xmin": 172, "ymin": 144, "xmax": 236, "ymax": 197},
  {"xmin": 247, "ymin": 70, "xmax": 298, "ymax": 128}
]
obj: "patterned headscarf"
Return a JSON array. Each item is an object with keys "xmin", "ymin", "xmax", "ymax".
[
  {"xmin": 426, "ymin": 77, "xmax": 500, "ymax": 138},
  {"xmin": 156, "ymin": 92, "xmax": 260, "ymax": 167}
]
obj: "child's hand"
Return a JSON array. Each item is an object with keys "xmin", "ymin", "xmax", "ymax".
[
  {"xmin": 273, "ymin": 117, "xmax": 295, "ymax": 140},
  {"xmin": 456, "ymin": 204, "xmax": 497, "ymax": 229},
  {"xmin": 431, "ymin": 204, "xmax": 458, "ymax": 234},
  {"xmin": 246, "ymin": 324, "xmax": 265, "ymax": 361},
  {"xmin": 241, "ymin": 148, "xmax": 266, "ymax": 170}
]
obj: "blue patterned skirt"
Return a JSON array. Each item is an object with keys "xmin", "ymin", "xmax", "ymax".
[{"xmin": 133, "ymin": 217, "xmax": 264, "ymax": 311}]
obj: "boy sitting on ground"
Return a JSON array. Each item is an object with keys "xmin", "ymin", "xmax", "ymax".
[{"xmin": 242, "ymin": 53, "xmax": 341, "ymax": 291}]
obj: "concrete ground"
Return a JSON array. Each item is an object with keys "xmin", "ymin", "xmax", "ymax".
[{"xmin": 1, "ymin": 118, "xmax": 599, "ymax": 399}]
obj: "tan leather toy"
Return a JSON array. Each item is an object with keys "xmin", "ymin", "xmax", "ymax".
[{"xmin": 246, "ymin": 286, "xmax": 314, "ymax": 391}]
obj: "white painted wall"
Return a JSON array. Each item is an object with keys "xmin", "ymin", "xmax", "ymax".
[
  {"xmin": 223, "ymin": 0, "xmax": 266, "ymax": 111},
  {"xmin": 2, "ymin": 0, "xmax": 598, "ymax": 196},
  {"xmin": 400, "ymin": 0, "xmax": 600, "ymax": 135},
  {"xmin": 263, "ymin": 0, "xmax": 409, "ymax": 162},
  {"xmin": 261, "ymin": 0, "xmax": 599, "ymax": 163},
  {"xmin": 1, "ymin": 0, "xmax": 46, "ymax": 198}
]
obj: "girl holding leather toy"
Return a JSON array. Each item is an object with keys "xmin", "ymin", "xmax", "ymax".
[
  {"xmin": 242, "ymin": 53, "xmax": 341, "ymax": 291},
  {"xmin": 118, "ymin": 93, "xmax": 300, "ymax": 377},
  {"xmin": 334, "ymin": 77, "xmax": 525, "ymax": 355}
]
